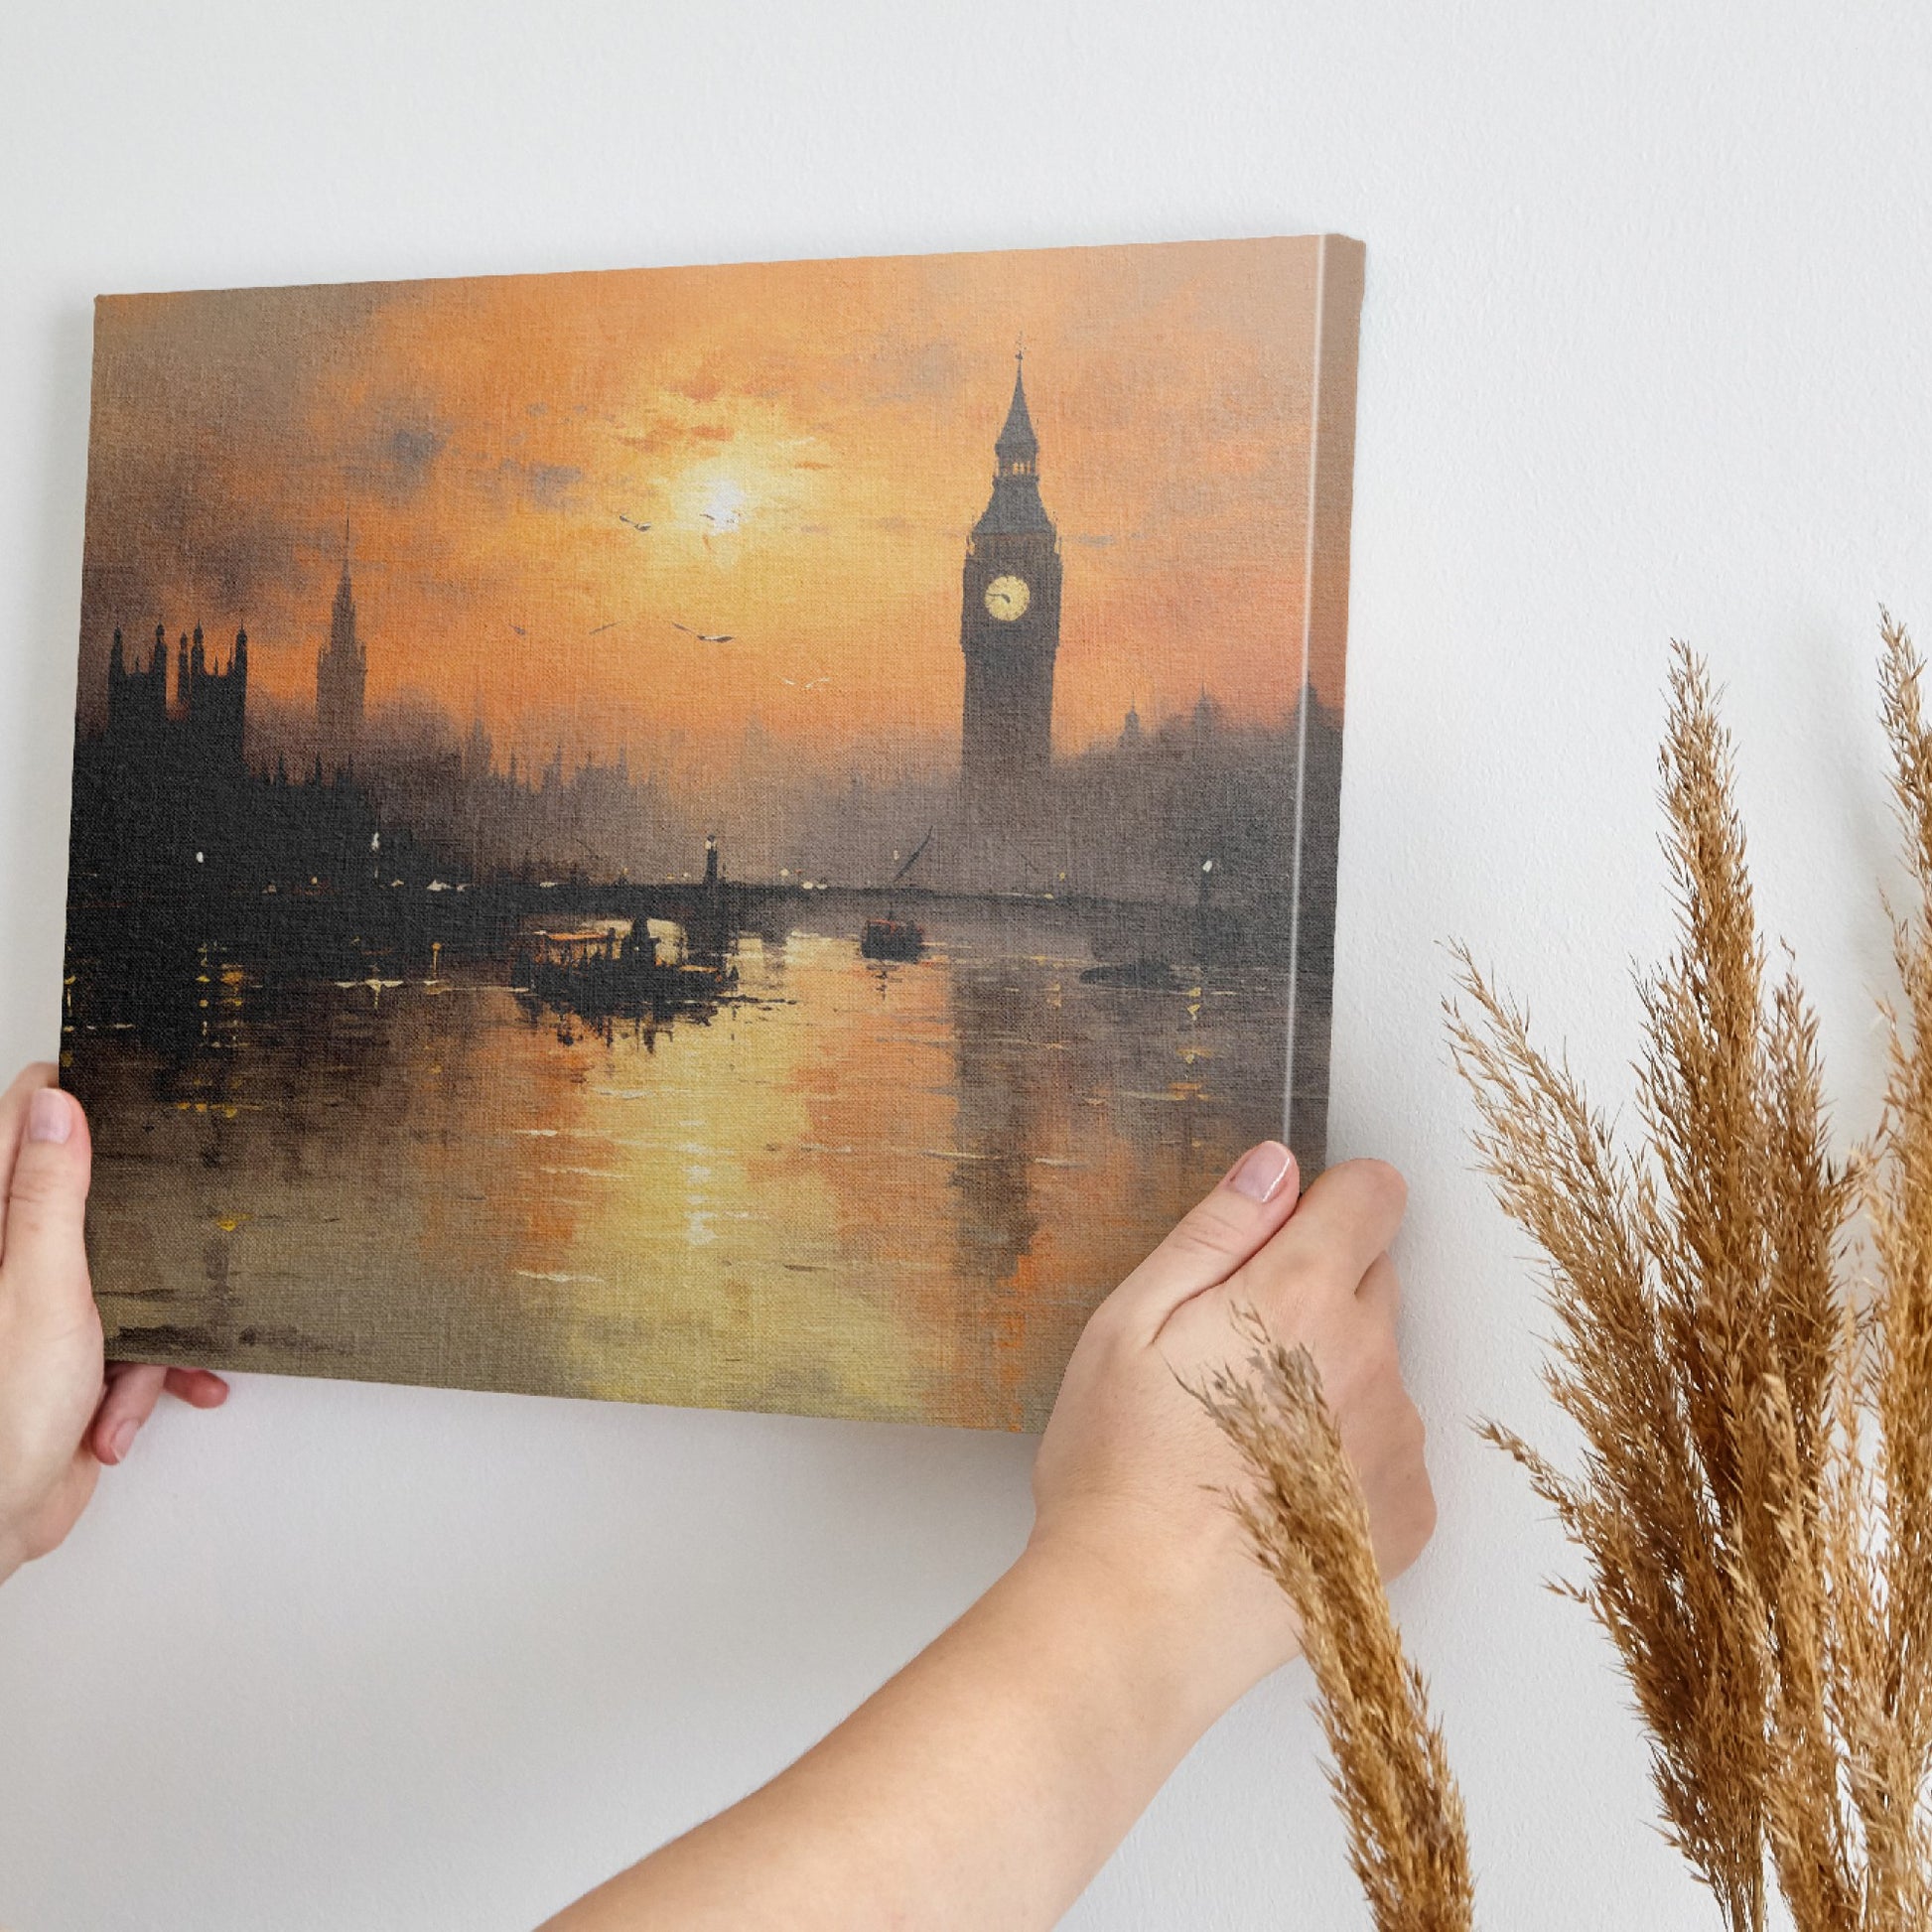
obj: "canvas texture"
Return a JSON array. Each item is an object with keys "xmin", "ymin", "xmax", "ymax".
[{"xmin": 61, "ymin": 235, "xmax": 1363, "ymax": 1431}]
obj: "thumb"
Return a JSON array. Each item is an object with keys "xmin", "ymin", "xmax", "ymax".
[
  {"xmin": 1101, "ymin": 1142, "xmax": 1301, "ymax": 1337},
  {"xmin": 2, "ymin": 1084, "xmax": 95, "ymax": 1327}
]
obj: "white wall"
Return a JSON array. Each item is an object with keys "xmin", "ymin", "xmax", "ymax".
[{"xmin": 2, "ymin": 3, "xmax": 1927, "ymax": 1924}]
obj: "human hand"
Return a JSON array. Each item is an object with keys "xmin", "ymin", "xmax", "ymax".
[
  {"xmin": 541, "ymin": 1145, "xmax": 1433, "ymax": 1932},
  {"xmin": 1028, "ymin": 1145, "xmax": 1434, "ymax": 1726},
  {"xmin": 0, "ymin": 1063, "xmax": 228, "ymax": 1584}
]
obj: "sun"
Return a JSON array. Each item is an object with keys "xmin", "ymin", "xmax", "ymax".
[{"xmin": 700, "ymin": 476, "xmax": 746, "ymax": 533}]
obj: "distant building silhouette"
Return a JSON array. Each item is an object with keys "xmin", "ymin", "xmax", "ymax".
[
  {"xmin": 104, "ymin": 620, "xmax": 248, "ymax": 777},
  {"xmin": 317, "ymin": 521, "xmax": 366, "ymax": 776},
  {"xmin": 959, "ymin": 351, "xmax": 1062, "ymax": 830},
  {"xmin": 1191, "ymin": 686, "xmax": 1221, "ymax": 749},
  {"xmin": 78, "ymin": 619, "xmax": 253, "ymax": 897}
]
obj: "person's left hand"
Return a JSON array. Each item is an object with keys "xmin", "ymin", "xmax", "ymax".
[{"xmin": 0, "ymin": 1062, "xmax": 227, "ymax": 1584}]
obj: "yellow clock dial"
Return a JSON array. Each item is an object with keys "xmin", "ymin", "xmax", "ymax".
[{"xmin": 983, "ymin": 574, "xmax": 1031, "ymax": 621}]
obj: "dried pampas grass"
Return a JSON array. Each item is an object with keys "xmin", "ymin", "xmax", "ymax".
[
  {"xmin": 1448, "ymin": 620, "xmax": 1932, "ymax": 1929},
  {"xmin": 1209, "ymin": 619, "xmax": 1932, "ymax": 1931},
  {"xmin": 1200, "ymin": 1313, "xmax": 1474, "ymax": 1932}
]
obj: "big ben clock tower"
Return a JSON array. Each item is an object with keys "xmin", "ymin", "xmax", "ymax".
[{"xmin": 960, "ymin": 351, "xmax": 1062, "ymax": 833}]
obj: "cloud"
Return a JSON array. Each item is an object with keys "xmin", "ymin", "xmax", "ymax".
[
  {"xmin": 498, "ymin": 458, "xmax": 584, "ymax": 510},
  {"xmin": 345, "ymin": 409, "xmax": 450, "ymax": 506}
]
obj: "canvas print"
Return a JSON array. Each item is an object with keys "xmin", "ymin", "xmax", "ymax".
[{"xmin": 62, "ymin": 235, "xmax": 1364, "ymax": 1430}]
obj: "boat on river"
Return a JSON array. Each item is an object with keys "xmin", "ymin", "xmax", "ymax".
[
  {"xmin": 860, "ymin": 916, "xmax": 924, "ymax": 962},
  {"xmin": 859, "ymin": 826, "xmax": 932, "ymax": 963},
  {"xmin": 512, "ymin": 923, "xmax": 734, "ymax": 1021}
]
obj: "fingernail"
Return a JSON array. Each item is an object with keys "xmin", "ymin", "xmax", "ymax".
[
  {"xmin": 107, "ymin": 1418, "xmax": 138, "ymax": 1463},
  {"xmin": 1227, "ymin": 1142, "xmax": 1294, "ymax": 1202},
  {"xmin": 27, "ymin": 1089, "xmax": 72, "ymax": 1145}
]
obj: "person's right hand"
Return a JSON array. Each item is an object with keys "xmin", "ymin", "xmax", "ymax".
[
  {"xmin": 1029, "ymin": 1144, "xmax": 1434, "ymax": 1725},
  {"xmin": 545, "ymin": 1146, "xmax": 1436, "ymax": 1932},
  {"xmin": 0, "ymin": 1062, "xmax": 228, "ymax": 1585}
]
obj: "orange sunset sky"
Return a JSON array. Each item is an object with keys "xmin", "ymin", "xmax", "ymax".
[{"xmin": 77, "ymin": 236, "xmax": 1338, "ymax": 769}]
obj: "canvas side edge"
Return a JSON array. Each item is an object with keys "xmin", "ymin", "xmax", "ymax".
[
  {"xmin": 56, "ymin": 302, "xmax": 112, "ymax": 1090},
  {"xmin": 1283, "ymin": 235, "xmax": 1365, "ymax": 1174}
]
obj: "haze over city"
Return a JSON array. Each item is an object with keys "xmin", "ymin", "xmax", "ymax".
[{"xmin": 76, "ymin": 238, "xmax": 1333, "ymax": 777}]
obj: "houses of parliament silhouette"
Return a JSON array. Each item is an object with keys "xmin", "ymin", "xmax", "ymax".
[
  {"xmin": 103, "ymin": 619, "xmax": 249, "ymax": 777},
  {"xmin": 94, "ymin": 526, "xmax": 367, "ymax": 797},
  {"xmin": 72, "ymin": 522, "xmax": 382, "ymax": 912}
]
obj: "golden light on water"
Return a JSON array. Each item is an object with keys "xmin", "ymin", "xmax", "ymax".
[{"xmin": 82, "ymin": 920, "xmax": 1294, "ymax": 1429}]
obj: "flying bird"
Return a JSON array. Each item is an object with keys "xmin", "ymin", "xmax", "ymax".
[
  {"xmin": 588, "ymin": 621, "xmax": 619, "ymax": 635},
  {"xmin": 509, "ymin": 623, "xmax": 527, "ymax": 636},
  {"xmin": 671, "ymin": 621, "xmax": 736, "ymax": 643},
  {"xmin": 615, "ymin": 512, "xmax": 652, "ymax": 532}
]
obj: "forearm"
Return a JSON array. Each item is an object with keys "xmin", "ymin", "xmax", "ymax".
[{"xmin": 542, "ymin": 1541, "xmax": 1234, "ymax": 1931}]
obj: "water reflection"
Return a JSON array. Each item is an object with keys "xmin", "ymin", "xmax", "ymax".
[{"xmin": 69, "ymin": 904, "xmax": 1289, "ymax": 1430}]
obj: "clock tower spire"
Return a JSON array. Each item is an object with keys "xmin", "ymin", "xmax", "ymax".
[
  {"xmin": 996, "ymin": 344, "xmax": 1037, "ymax": 475},
  {"xmin": 959, "ymin": 349, "xmax": 1062, "ymax": 858}
]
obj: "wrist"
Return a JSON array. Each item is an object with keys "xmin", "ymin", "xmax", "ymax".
[{"xmin": 1006, "ymin": 1526, "xmax": 1285, "ymax": 1750}]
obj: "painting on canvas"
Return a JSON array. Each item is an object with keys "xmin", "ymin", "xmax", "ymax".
[{"xmin": 63, "ymin": 234, "xmax": 1363, "ymax": 1429}]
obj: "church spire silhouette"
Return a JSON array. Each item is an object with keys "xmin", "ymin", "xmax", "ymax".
[{"xmin": 318, "ymin": 496, "xmax": 367, "ymax": 776}]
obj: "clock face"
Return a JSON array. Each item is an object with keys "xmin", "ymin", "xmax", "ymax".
[{"xmin": 983, "ymin": 574, "xmax": 1031, "ymax": 621}]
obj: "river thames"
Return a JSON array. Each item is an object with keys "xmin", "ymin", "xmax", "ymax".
[{"xmin": 69, "ymin": 898, "xmax": 1292, "ymax": 1431}]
